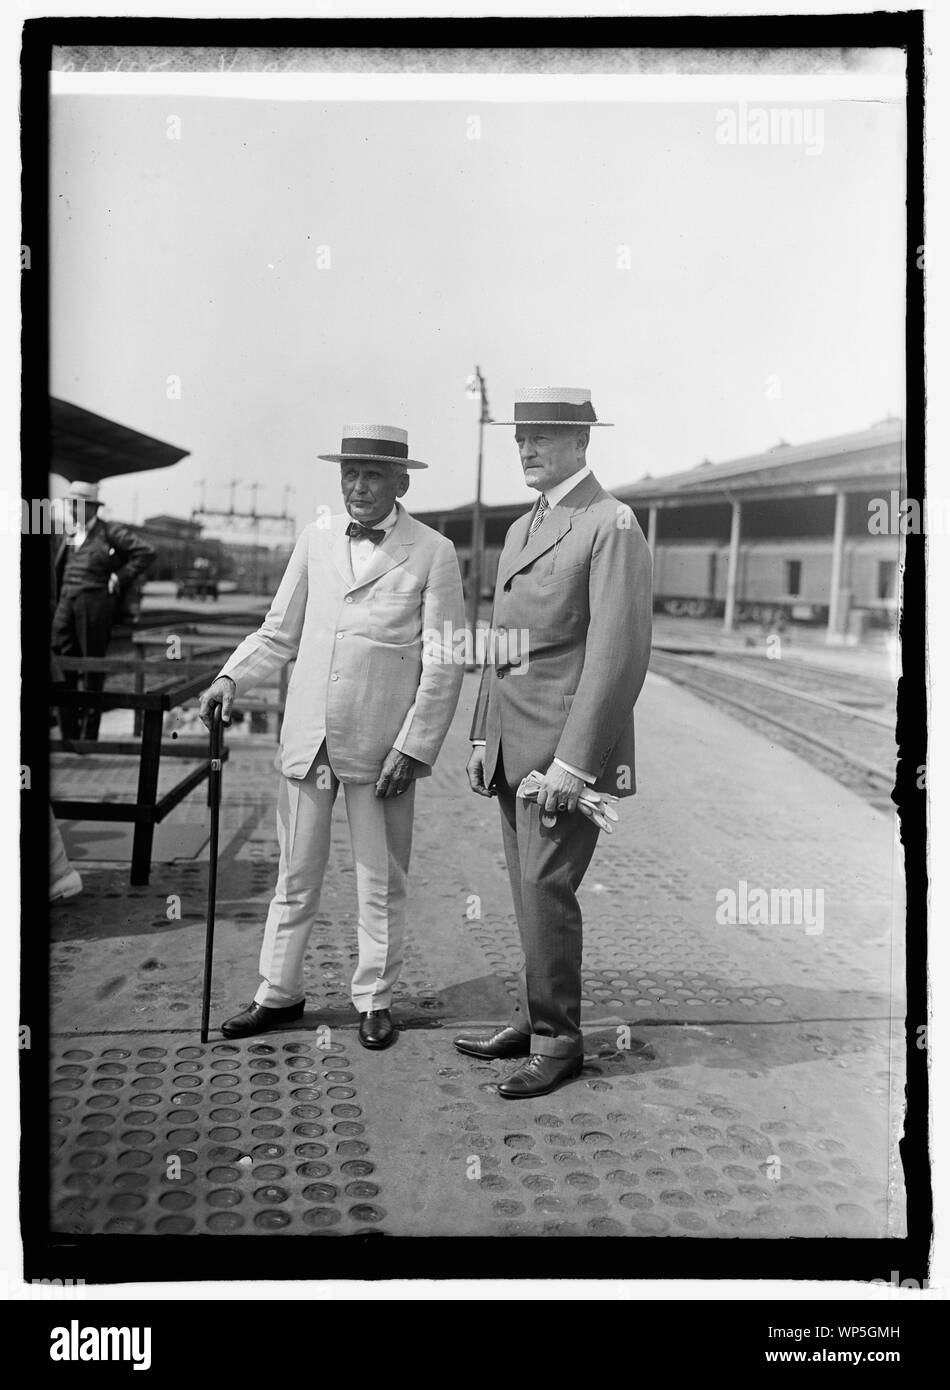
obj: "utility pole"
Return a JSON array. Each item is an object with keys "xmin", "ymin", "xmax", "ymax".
[
  {"xmin": 191, "ymin": 479, "xmax": 207, "ymax": 529},
  {"xmin": 192, "ymin": 487, "xmax": 295, "ymax": 598},
  {"xmin": 466, "ymin": 366, "xmax": 491, "ymax": 642},
  {"xmin": 247, "ymin": 483, "xmax": 262, "ymax": 593}
]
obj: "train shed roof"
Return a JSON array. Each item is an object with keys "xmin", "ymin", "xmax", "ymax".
[
  {"xmin": 418, "ymin": 418, "xmax": 905, "ymax": 528},
  {"xmin": 414, "ymin": 419, "xmax": 906, "ymax": 534},
  {"xmin": 616, "ymin": 417, "xmax": 904, "ymax": 508},
  {"xmin": 51, "ymin": 398, "xmax": 190, "ymax": 485}
]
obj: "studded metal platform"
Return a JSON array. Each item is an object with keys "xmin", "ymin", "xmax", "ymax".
[
  {"xmin": 47, "ymin": 674, "xmax": 908, "ymax": 1242},
  {"xmin": 51, "ymin": 1036, "xmax": 385, "ymax": 1236}
]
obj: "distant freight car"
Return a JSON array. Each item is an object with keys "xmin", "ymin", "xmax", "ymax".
[{"xmin": 653, "ymin": 537, "xmax": 899, "ymax": 626}]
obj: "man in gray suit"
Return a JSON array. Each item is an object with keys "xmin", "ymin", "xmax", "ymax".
[{"xmin": 457, "ymin": 387, "xmax": 652, "ymax": 1098}]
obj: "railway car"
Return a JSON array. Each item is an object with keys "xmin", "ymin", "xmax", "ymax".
[
  {"xmin": 653, "ymin": 536, "xmax": 899, "ymax": 626},
  {"xmin": 652, "ymin": 543, "xmax": 723, "ymax": 618},
  {"xmin": 454, "ymin": 534, "xmax": 898, "ymax": 627}
]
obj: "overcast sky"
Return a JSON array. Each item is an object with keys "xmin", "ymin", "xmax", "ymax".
[{"xmin": 50, "ymin": 90, "xmax": 905, "ymax": 530}]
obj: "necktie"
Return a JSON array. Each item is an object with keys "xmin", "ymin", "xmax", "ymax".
[
  {"xmin": 346, "ymin": 521, "xmax": 385, "ymax": 544},
  {"xmin": 529, "ymin": 494, "xmax": 549, "ymax": 536}
]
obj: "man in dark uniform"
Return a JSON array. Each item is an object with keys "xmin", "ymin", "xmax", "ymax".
[{"xmin": 52, "ymin": 481, "xmax": 155, "ymax": 740}]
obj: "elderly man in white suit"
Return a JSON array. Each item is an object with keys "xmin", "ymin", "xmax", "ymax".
[{"xmin": 199, "ymin": 424, "xmax": 464, "ymax": 1050}]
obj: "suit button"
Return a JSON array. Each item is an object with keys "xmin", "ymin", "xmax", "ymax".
[
  {"xmin": 330, "ymin": 674, "xmax": 340, "ymax": 682},
  {"xmin": 336, "ymin": 632, "xmax": 343, "ymax": 639},
  {"xmin": 344, "ymin": 597, "xmax": 353, "ymax": 604},
  {"xmin": 497, "ymin": 670, "xmax": 506, "ymax": 680}
]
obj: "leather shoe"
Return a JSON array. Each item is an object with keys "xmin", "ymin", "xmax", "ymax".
[
  {"xmin": 359, "ymin": 1008, "xmax": 395, "ymax": 1050},
  {"xmin": 454, "ymin": 1026, "xmax": 531, "ymax": 1060},
  {"xmin": 497, "ymin": 1053, "xmax": 583, "ymax": 1099},
  {"xmin": 220, "ymin": 1000, "xmax": 304, "ymax": 1039}
]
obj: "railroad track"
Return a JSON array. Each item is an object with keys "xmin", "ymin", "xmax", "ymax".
[
  {"xmin": 710, "ymin": 650, "xmax": 896, "ymax": 713},
  {"xmin": 649, "ymin": 649, "xmax": 897, "ymax": 810}
]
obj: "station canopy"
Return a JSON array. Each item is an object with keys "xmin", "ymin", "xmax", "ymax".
[
  {"xmin": 51, "ymin": 398, "xmax": 190, "ymax": 485},
  {"xmin": 615, "ymin": 417, "xmax": 904, "ymax": 509}
]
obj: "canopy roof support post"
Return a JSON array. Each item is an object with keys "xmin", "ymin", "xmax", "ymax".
[
  {"xmin": 723, "ymin": 499, "xmax": 742, "ymax": 632},
  {"xmin": 826, "ymin": 489, "xmax": 849, "ymax": 643}
]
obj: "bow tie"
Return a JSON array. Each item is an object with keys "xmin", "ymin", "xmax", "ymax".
[{"xmin": 346, "ymin": 520, "xmax": 386, "ymax": 544}]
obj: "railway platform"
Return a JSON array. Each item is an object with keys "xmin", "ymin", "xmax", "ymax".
[
  {"xmin": 652, "ymin": 613, "xmax": 897, "ymax": 676},
  {"xmin": 46, "ymin": 668, "xmax": 906, "ymax": 1244}
]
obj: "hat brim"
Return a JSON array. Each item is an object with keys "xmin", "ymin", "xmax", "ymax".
[
  {"xmin": 490, "ymin": 420, "xmax": 613, "ymax": 428},
  {"xmin": 318, "ymin": 452, "xmax": 428, "ymax": 469}
]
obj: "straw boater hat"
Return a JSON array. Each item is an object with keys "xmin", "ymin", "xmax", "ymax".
[
  {"xmin": 318, "ymin": 423, "xmax": 428, "ymax": 469},
  {"xmin": 492, "ymin": 387, "xmax": 613, "ymax": 428}
]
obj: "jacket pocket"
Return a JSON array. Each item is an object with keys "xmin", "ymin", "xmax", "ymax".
[
  {"xmin": 538, "ymin": 561, "xmax": 588, "ymax": 589},
  {"xmin": 368, "ymin": 591, "xmax": 423, "ymax": 643}
]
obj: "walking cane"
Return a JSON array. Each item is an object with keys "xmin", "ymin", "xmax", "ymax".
[{"xmin": 200, "ymin": 704, "xmax": 224, "ymax": 1044}]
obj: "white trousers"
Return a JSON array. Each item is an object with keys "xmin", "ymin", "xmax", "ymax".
[
  {"xmin": 50, "ymin": 807, "xmax": 72, "ymax": 882},
  {"xmin": 254, "ymin": 743, "xmax": 415, "ymax": 1014}
]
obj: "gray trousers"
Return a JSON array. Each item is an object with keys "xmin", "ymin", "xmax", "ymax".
[{"xmin": 496, "ymin": 764, "xmax": 600, "ymax": 1058}]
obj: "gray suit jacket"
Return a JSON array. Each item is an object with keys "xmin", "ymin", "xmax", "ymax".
[{"xmin": 470, "ymin": 472, "xmax": 652, "ymax": 797}]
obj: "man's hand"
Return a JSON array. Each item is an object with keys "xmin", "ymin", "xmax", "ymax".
[
  {"xmin": 375, "ymin": 747, "xmax": 420, "ymax": 799},
  {"xmin": 198, "ymin": 676, "xmax": 236, "ymax": 731},
  {"xmin": 538, "ymin": 761, "xmax": 585, "ymax": 815},
  {"xmin": 107, "ymin": 573, "xmax": 120, "ymax": 596},
  {"xmin": 466, "ymin": 745, "xmax": 496, "ymax": 798}
]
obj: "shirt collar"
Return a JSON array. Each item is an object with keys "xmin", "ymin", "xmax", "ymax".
[
  {"xmin": 544, "ymin": 464, "xmax": 591, "ymax": 509},
  {"xmin": 69, "ymin": 513, "xmax": 97, "ymax": 544},
  {"xmin": 348, "ymin": 505, "xmax": 398, "ymax": 535}
]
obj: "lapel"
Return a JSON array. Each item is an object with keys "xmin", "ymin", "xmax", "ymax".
[
  {"xmin": 344, "ymin": 503, "xmax": 415, "ymax": 595},
  {"xmin": 330, "ymin": 514, "xmax": 356, "ymax": 589},
  {"xmin": 53, "ymin": 531, "xmax": 69, "ymax": 573},
  {"xmin": 502, "ymin": 509, "xmax": 533, "ymax": 564},
  {"xmin": 73, "ymin": 516, "xmax": 104, "ymax": 554},
  {"xmin": 498, "ymin": 473, "xmax": 602, "ymax": 587}
]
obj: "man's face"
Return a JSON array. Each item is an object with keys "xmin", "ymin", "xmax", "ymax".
[
  {"xmin": 340, "ymin": 462, "xmax": 408, "ymax": 526},
  {"xmin": 514, "ymin": 428, "xmax": 587, "ymax": 493},
  {"xmin": 65, "ymin": 498, "xmax": 101, "ymax": 533}
]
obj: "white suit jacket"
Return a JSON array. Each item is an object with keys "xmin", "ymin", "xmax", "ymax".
[{"xmin": 218, "ymin": 504, "xmax": 465, "ymax": 781}]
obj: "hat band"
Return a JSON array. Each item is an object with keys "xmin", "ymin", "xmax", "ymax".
[
  {"xmin": 340, "ymin": 436, "xmax": 408, "ymax": 459},
  {"xmin": 513, "ymin": 401, "xmax": 597, "ymax": 424}
]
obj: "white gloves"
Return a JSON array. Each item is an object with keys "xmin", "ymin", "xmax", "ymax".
[{"xmin": 516, "ymin": 770, "xmax": 620, "ymax": 833}]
